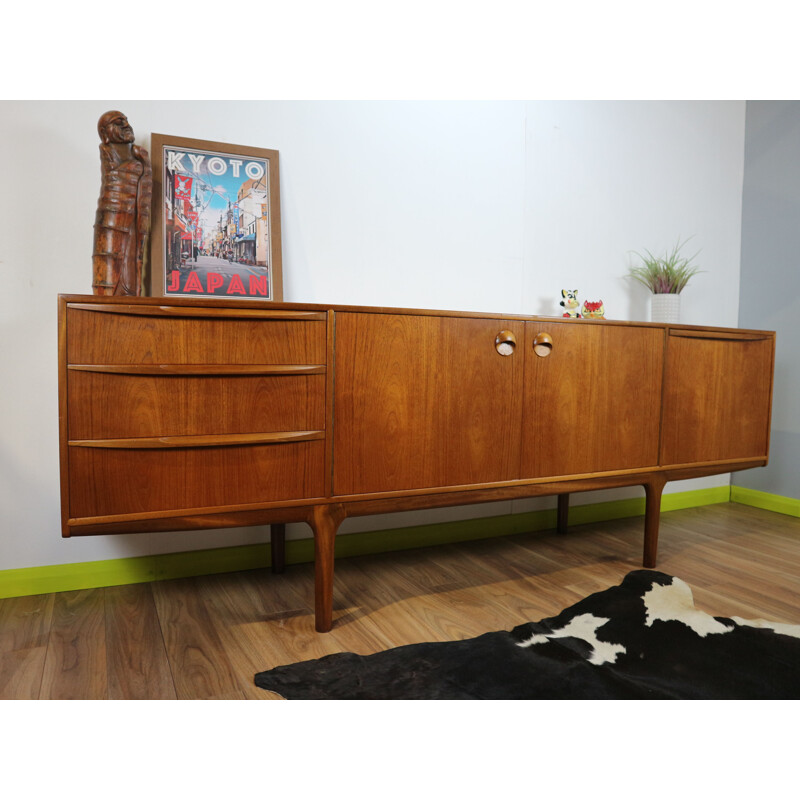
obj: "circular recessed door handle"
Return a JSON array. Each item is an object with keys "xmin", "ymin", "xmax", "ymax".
[
  {"xmin": 533, "ymin": 332, "xmax": 553, "ymax": 357},
  {"xmin": 495, "ymin": 330, "xmax": 517, "ymax": 356}
]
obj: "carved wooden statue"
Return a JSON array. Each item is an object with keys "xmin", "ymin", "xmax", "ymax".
[{"xmin": 92, "ymin": 111, "xmax": 152, "ymax": 295}]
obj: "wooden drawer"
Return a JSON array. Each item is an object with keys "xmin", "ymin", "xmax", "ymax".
[
  {"xmin": 67, "ymin": 371, "xmax": 325, "ymax": 440},
  {"xmin": 66, "ymin": 304, "xmax": 326, "ymax": 365},
  {"xmin": 68, "ymin": 440, "xmax": 326, "ymax": 519}
]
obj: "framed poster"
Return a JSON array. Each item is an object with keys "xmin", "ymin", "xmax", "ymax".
[{"xmin": 149, "ymin": 134, "xmax": 282, "ymax": 300}]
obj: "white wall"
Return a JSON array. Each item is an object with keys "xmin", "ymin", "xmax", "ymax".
[
  {"xmin": 0, "ymin": 100, "xmax": 746, "ymax": 572},
  {"xmin": 523, "ymin": 101, "xmax": 745, "ymax": 326}
]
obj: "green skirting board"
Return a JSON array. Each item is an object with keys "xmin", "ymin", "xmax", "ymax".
[
  {"xmin": 730, "ymin": 486, "xmax": 800, "ymax": 518},
  {"xmin": 3, "ymin": 485, "xmax": 794, "ymax": 600}
]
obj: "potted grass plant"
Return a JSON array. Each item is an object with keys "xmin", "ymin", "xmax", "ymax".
[{"xmin": 628, "ymin": 238, "xmax": 702, "ymax": 323}]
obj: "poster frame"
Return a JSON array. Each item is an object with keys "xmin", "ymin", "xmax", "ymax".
[{"xmin": 149, "ymin": 133, "xmax": 282, "ymax": 301}]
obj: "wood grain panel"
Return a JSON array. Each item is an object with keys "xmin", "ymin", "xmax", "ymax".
[
  {"xmin": 67, "ymin": 372, "xmax": 324, "ymax": 440},
  {"xmin": 333, "ymin": 312, "xmax": 524, "ymax": 495},
  {"xmin": 660, "ymin": 333, "xmax": 774, "ymax": 465},
  {"xmin": 520, "ymin": 321, "xmax": 664, "ymax": 478},
  {"xmin": 105, "ymin": 584, "xmax": 177, "ymax": 700},
  {"xmin": 68, "ymin": 441, "xmax": 325, "ymax": 519},
  {"xmin": 40, "ymin": 589, "xmax": 107, "ymax": 700},
  {"xmin": 67, "ymin": 308, "xmax": 325, "ymax": 365}
]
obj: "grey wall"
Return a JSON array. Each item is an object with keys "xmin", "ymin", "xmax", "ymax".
[{"xmin": 736, "ymin": 101, "xmax": 800, "ymax": 500}]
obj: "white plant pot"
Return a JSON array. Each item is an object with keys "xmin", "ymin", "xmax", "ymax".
[{"xmin": 650, "ymin": 293, "xmax": 681, "ymax": 324}]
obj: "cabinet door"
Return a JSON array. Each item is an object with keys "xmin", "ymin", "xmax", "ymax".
[
  {"xmin": 333, "ymin": 312, "xmax": 525, "ymax": 495},
  {"xmin": 660, "ymin": 330, "xmax": 774, "ymax": 465},
  {"xmin": 519, "ymin": 321, "xmax": 664, "ymax": 478}
]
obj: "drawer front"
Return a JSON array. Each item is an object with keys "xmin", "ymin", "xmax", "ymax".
[
  {"xmin": 67, "ymin": 372, "xmax": 325, "ymax": 440},
  {"xmin": 66, "ymin": 306, "xmax": 326, "ymax": 365},
  {"xmin": 68, "ymin": 441, "xmax": 326, "ymax": 519}
]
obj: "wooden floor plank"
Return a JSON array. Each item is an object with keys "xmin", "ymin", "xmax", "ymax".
[
  {"xmin": 690, "ymin": 585, "xmax": 792, "ymax": 623},
  {"xmin": 151, "ymin": 577, "xmax": 243, "ymax": 700},
  {"xmin": 0, "ymin": 594, "xmax": 54, "ymax": 700},
  {"xmin": 234, "ymin": 559, "xmax": 379, "ymax": 669},
  {"xmin": 105, "ymin": 584, "xmax": 177, "ymax": 700},
  {"xmin": 40, "ymin": 589, "xmax": 107, "ymax": 700},
  {"xmin": 332, "ymin": 557, "xmax": 449, "ymax": 644},
  {"xmin": 197, "ymin": 569, "xmax": 320, "ymax": 697},
  {"xmin": 352, "ymin": 556, "xmax": 533, "ymax": 641},
  {"xmin": 0, "ymin": 648, "xmax": 50, "ymax": 700},
  {"xmin": 5, "ymin": 504, "xmax": 800, "ymax": 699},
  {"xmin": 0, "ymin": 593, "xmax": 54, "ymax": 652}
]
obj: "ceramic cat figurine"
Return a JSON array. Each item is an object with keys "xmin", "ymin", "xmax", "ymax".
[{"xmin": 560, "ymin": 289, "xmax": 581, "ymax": 318}]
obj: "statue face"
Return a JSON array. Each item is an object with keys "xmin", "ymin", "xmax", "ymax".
[{"xmin": 104, "ymin": 112, "xmax": 135, "ymax": 144}]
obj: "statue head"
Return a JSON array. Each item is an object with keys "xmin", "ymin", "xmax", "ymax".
[{"xmin": 98, "ymin": 110, "xmax": 135, "ymax": 145}]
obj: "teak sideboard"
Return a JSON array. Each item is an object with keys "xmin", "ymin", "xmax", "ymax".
[{"xmin": 57, "ymin": 295, "xmax": 776, "ymax": 632}]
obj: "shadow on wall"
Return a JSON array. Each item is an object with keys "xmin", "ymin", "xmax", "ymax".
[
  {"xmin": 535, "ymin": 296, "xmax": 557, "ymax": 316},
  {"xmin": 626, "ymin": 279, "xmax": 651, "ymax": 322}
]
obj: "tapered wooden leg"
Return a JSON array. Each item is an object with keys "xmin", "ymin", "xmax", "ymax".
[
  {"xmin": 270, "ymin": 523, "xmax": 286, "ymax": 574},
  {"xmin": 307, "ymin": 504, "xmax": 346, "ymax": 633},
  {"xmin": 642, "ymin": 477, "xmax": 667, "ymax": 568},
  {"xmin": 557, "ymin": 494, "xmax": 569, "ymax": 534}
]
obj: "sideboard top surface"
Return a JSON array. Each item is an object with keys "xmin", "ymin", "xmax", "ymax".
[{"xmin": 57, "ymin": 294, "xmax": 775, "ymax": 338}]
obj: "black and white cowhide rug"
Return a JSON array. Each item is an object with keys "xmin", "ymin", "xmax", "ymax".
[{"xmin": 254, "ymin": 570, "xmax": 800, "ymax": 699}]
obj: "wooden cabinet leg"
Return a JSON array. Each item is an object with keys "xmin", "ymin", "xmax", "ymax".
[
  {"xmin": 307, "ymin": 505, "xmax": 346, "ymax": 633},
  {"xmin": 270, "ymin": 523, "xmax": 286, "ymax": 574},
  {"xmin": 642, "ymin": 477, "xmax": 666, "ymax": 569},
  {"xmin": 557, "ymin": 494, "xmax": 569, "ymax": 534}
]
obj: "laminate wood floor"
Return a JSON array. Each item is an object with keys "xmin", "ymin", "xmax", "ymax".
[{"xmin": 2, "ymin": 502, "xmax": 799, "ymax": 700}]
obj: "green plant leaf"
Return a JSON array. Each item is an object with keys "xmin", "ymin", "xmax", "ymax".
[{"xmin": 627, "ymin": 237, "xmax": 703, "ymax": 294}]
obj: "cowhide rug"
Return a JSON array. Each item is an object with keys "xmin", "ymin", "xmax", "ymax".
[{"xmin": 254, "ymin": 570, "xmax": 800, "ymax": 699}]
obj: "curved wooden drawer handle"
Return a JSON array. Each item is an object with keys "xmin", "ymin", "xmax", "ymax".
[
  {"xmin": 67, "ymin": 302, "xmax": 326, "ymax": 321},
  {"xmin": 533, "ymin": 332, "xmax": 553, "ymax": 357},
  {"xmin": 495, "ymin": 330, "xmax": 517, "ymax": 356}
]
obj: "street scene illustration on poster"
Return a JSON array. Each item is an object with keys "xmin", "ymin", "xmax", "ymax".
[{"xmin": 161, "ymin": 145, "xmax": 273, "ymax": 299}]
